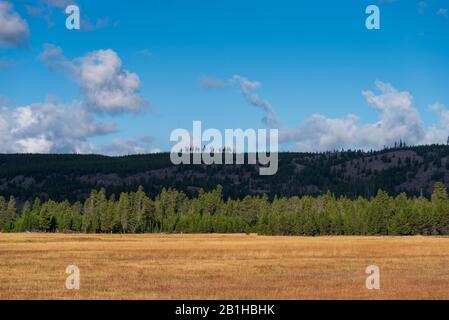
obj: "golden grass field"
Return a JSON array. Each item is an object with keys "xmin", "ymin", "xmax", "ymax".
[{"xmin": 0, "ymin": 233, "xmax": 449, "ymax": 300}]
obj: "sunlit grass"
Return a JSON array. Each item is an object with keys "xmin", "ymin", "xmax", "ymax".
[{"xmin": 0, "ymin": 233, "xmax": 448, "ymax": 299}]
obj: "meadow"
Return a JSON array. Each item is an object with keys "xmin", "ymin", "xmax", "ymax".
[{"xmin": 0, "ymin": 233, "xmax": 449, "ymax": 300}]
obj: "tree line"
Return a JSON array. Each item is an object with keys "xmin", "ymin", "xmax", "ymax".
[
  {"xmin": 4, "ymin": 145, "xmax": 449, "ymax": 203},
  {"xmin": 1, "ymin": 183, "xmax": 449, "ymax": 236}
]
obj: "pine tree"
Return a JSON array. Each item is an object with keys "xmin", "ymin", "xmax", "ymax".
[
  {"xmin": 431, "ymin": 182, "xmax": 449, "ymax": 234},
  {"xmin": 0, "ymin": 196, "xmax": 6, "ymax": 231},
  {"xmin": 367, "ymin": 190, "xmax": 391, "ymax": 235},
  {"xmin": 96, "ymin": 188, "xmax": 107, "ymax": 232},
  {"xmin": 118, "ymin": 192, "xmax": 130, "ymax": 233},
  {"xmin": 71, "ymin": 202, "xmax": 83, "ymax": 232},
  {"xmin": 143, "ymin": 197, "xmax": 156, "ymax": 232},
  {"xmin": 131, "ymin": 186, "xmax": 147, "ymax": 232},
  {"xmin": 39, "ymin": 203, "xmax": 52, "ymax": 232},
  {"xmin": 30, "ymin": 198, "xmax": 41, "ymax": 231},
  {"xmin": 83, "ymin": 190, "xmax": 100, "ymax": 233},
  {"xmin": 21, "ymin": 201, "xmax": 32, "ymax": 232},
  {"xmin": 432, "ymin": 182, "xmax": 448, "ymax": 202},
  {"xmin": 101, "ymin": 194, "xmax": 116, "ymax": 233},
  {"xmin": 1, "ymin": 196, "xmax": 18, "ymax": 232}
]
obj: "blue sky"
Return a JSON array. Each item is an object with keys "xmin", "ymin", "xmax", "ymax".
[{"xmin": 0, "ymin": 0, "xmax": 448, "ymax": 154}]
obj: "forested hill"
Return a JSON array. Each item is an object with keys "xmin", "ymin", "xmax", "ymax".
[{"xmin": 2, "ymin": 144, "xmax": 449, "ymax": 202}]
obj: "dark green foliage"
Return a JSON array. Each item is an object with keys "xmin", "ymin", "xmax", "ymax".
[
  {"xmin": 3, "ymin": 145, "xmax": 449, "ymax": 203},
  {"xmin": 2, "ymin": 182, "xmax": 449, "ymax": 236}
]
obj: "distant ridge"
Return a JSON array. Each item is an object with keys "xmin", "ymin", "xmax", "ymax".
[{"xmin": 1, "ymin": 144, "xmax": 449, "ymax": 202}]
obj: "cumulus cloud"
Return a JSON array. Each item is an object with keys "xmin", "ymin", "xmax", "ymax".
[
  {"xmin": 0, "ymin": 44, "xmax": 153, "ymax": 155},
  {"xmin": 39, "ymin": 43, "xmax": 68, "ymax": 70},
  {"xmin": 75, "ymin": 49, "xmax": 146, "ymax": 113},
  {"xmin": 279, "ymin": 81, "xmax": 449, "ymax": 151},
  {"xmin": 280, "ymin": 114, "xmax": 361, "ymax": 151},
  {"xmin": 0, "ymin": 1, "xmax": 29, "ymax": 48},
  {"xmin": 40, "ymin": 45, "xmax": 147, "ymax": 114},
  {"xmin": 0, "ymin": 101, "xmax": 116, "ymax": 153},
  {"xmin": 425, "ymin": 103, "xmax": 449, "ymax": 143},
  {"xmin": 205, "ymin": 75, "xmax": 449, "ymax": 151}
]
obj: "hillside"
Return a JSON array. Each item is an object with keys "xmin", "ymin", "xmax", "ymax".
[{"xmin": 1, "ymin": 144, "xmax": 449, "ymax": 202}]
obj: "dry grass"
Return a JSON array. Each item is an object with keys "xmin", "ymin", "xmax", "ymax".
[{"xmin": 0, "ymin": 233, "xmax": 449, "ymax": 300}]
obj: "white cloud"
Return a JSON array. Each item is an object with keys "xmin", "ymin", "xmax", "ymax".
[
  {"xmin": 0, "ymin": 44, "xmax": 154, "ymax": 155},
  {"xmin": 0, "ymin": 101, "xmax": 116, "ymax": 153},
  {"xmin": 39, "ymin": 43, "xmax": 66, "ymax": 69},
  {"xmin": 202, "ymin": 74, "xmax": 280, "ymax": 127},
  {"xmin": 0, "ymin": 1, "xmax": 29, "ymax": 48},
  {"xmin": 202, "ymin": 75, "xmax": 449, "ymax": 152},
  {"xmin": 425, "ymin": 103, "xmax": 449, "ymax": 143},
  {"xmin": 40, "ymin": 45, "xmax": 147, "ymax": 114},
  {"xmin": 280, "ymin": 114, "xmax": 361, "ymax": 151},
  {"xmin": 100, "ymin": 137, "xmax": 158, "ymax": 156},
  {"xmin": 279, "ymin": 81, "xmax": 449, "ymax": 151},
  {"xmin": 75, "ymin": 50, "xmax": 146, "ymax": 113}
]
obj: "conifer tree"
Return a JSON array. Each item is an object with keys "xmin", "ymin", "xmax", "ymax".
[
  {"xmin": 0, "ymin": 196, "xmax": 6, "ymax": 231},
  {"xmin": 431, "ymin": 182, "xmax": 449, "ymax": 234},
  {"xmin": 118, "ymin": 192, "xmax": 130, "ymax": 233},
  {"xmin": 1, "ymin": 196, "xmax": 18, "ymax": 232},
  {"xmin": 39, "ymin": 203, "xmax": 52, "ymax": 232},
  {"xmin": 431, "ymin": 182, "xmax": 448, "ymax": 203},
  {"xmin": 82, "ymin": 190, "xmax": 97, "ymax": 233},
  {"xmin": 21, "ymin": 201, "xmax": 32, "ymax": 232},
  {"xmin": 101, "ymin": 194, "xmax": 116, "ymax": 233}
]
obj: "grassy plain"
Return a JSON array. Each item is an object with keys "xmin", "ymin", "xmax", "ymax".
[{"xmin": 0, "ymin": 233, "xmax": 448, "ymax": 299}]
